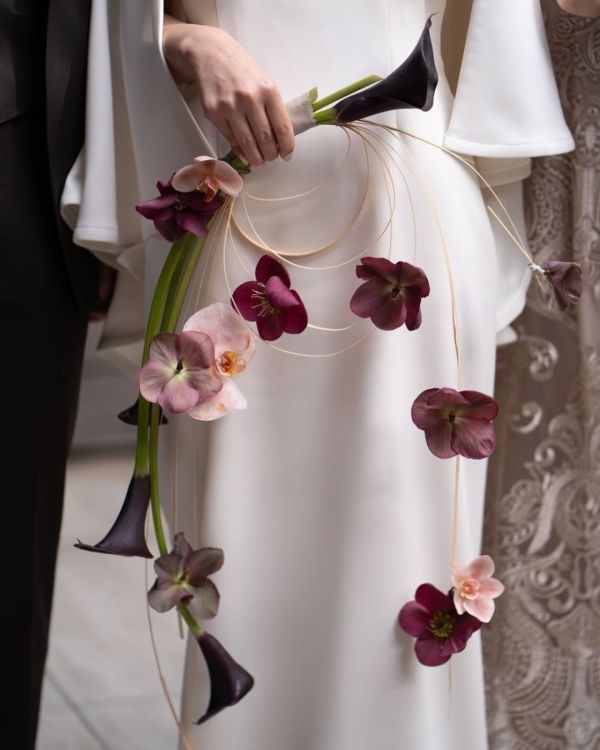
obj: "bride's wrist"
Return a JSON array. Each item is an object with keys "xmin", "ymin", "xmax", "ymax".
[{"xmin": 163, "ymin": 17, "xmax": 227, "ymax": 84}]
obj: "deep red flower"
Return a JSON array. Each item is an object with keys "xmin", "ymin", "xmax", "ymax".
[
  {"xmin": 398, "ymin": 583, "xmax": 482, "ymax": 666},
  {"xmin": 540, "ymin": 260, "xmax": 583, "ymax": 310},
  {"xmin": 136, "ymin": 178, "xmax": 223, "ymax": 242},
  {"xmin": 350, "ymin": 257, "xmax": 430, "ymax": 330},
  {"xmin": 411, "ymin": 387, "xmax": 498, "ymax": 459},
  {"xmin": 231, "ymin": 255, "xmax": 308, "ymax": 341}
]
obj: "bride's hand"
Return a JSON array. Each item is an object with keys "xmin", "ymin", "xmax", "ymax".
[{"xmin": 163, "ymin": 17, "xmax": 295, "ymax": 167}]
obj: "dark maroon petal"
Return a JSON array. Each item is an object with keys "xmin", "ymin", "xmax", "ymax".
[
  {"xmin": 356, "ymin": 256, "xmax": 397, "ymax": 281},
  {"xmin": 75, "ymin": 474, "xmax": 152, "ymax": 558},
  {"xmin": 411, "ymin": 388, "xmax": 443, "ymax": 429},
  {"xmin": 264, "ymin": 276, "xmax": 300, "ymax": 311},
  {"xmin": 541, "ymin": 260, "xmax": 583, "ymax": 310},
  {"xmin": 232, "ymin": 281, "xmax": 262, "ymax": 321},
  {"xmin": 452, "ymin": 613, "xmax": 483, "ymax": 646},
  {"xmin": 255, "ymin": 254, "xmax": 291, "ymax": 286},
  {"xmin": 256, "ymin": 312, "xmax": 285, "ymax": 341},
  {"xmin": 185, "ymin": 547, "xmax": 225, "ymax": 583},
  {"xmin": 281, "ymin": 296, "xmax": 308, "ymax": 334},
  {"xmin": 451, "ymin": 419, "xmax": 496, "ymax": 459},
  {"xmin": 371, "ymin": 295, "xmax": 408, "ymax": 330},
  {"xmin": 334, "ymin": 17, "xmax": 437, "ymax": 122},
  {"xmin": 350, "ymin": 278, "xmax": 388, "ymax": 318},
  {"xmin": 135, "ymin": 192, "xmax": 177, "ymax": 219},
  {"xmin": 176, "ymin": 211, "xmax": 209, "ymax": 239},
  {"xmin": 155, "ymin": 218, "xmax": 185, "ymax": 243},
  {"xmin": 157, "ymin": 179, "xmax": 175, "ymax": 195},
  {"xmin": 118, "ymin": 400, "xmax": 168, "ymax": 426},
  {"xmin": 179, "ymin": 191, "xmax": 223, "ymax": 214},
  {"xmin": 414, "ymin": 583, "xmax": 454, "ymax": 614},
  {"xmin": 398, "ymin": 601, "xmax": 431, "ymax": 637},
  {"xmin": 404, "ymin": 287, "xmax": 424, "ymax": 330},
  {"xmin": 459, "ymin": 391, "xmax": 499, "ymax": 421},
  {"xmin": 400, "ymin": 262, "xmax": 430, "ymax": 295},
  {"xmin": 424, "ymin": 419, "xmax": 456, "ymax": 458},
  {"xmin": 414, "ymin": 636, "xmax": 452, "ymax": 666},
  {"xmin": 195, "ymin": 632, "xmax": 255, "ymax": 724},
  {"xmin": 426, "ymin": 387, "xmax": 468, "ymax": 410}
]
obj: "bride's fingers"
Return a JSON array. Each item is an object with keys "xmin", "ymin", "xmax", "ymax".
[
  {"xmin": 245, "ymin": 106, "xmax": 279, "ymax": 163},
  {"xmin": 264, "ymin": 92, "xmax": 295, "ymax": 160},
  {"xmin": 227, "ymin": 114, "xmax": 264, "ymax": 167}
]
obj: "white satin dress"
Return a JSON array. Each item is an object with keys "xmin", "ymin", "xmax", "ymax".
[{"xmin": 62, "ymin": 1, "xmax": 574, "ymax": 748}]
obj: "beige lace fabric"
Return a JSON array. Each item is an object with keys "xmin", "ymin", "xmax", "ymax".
[{"xmin": 483, "ymin": 5, "xmax": 600, "ymax": 749}]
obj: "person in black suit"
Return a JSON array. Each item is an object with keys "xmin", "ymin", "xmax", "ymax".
[{"xmin": 0, "ymin": 2, "xmax": 110, "ymax": 746}]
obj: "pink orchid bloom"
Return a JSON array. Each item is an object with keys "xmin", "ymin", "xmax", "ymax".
[
  {"xmin": 139, "ymin": 331, "xmax": 223, "ymax": 414},
  {"xmin": 451, "ymin": 555, "xmax": 504, "ymax": 623},
  {"xmin": 172, "ymin": 156, "xmax": 244, "ymax": 202},
  {"xmin": 183, "ymin": 303, "xmax": 256, "ymax": 420}
]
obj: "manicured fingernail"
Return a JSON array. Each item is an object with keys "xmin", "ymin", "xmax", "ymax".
[{"xmin": 283, "ymin": 153, "xmax": 293, "ymax": 162}]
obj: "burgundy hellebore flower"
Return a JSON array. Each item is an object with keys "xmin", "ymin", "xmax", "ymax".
[
  {"xmin": 350, "ymin": 257, "xmax": 430, "ymax": 330},
  {"xmin": 398, "ymin": 583, "xmax": 482, "ymax": 667},
  {"xmin": 139, "ymin": 331, "xmax": 223, "ymax": 415},
  {"xmin": 334, "ymin": 17, "xmax": 437, "ymax": 123},
  {"xmin": 539, "ymin": 260, "xmax": 583, "ymax": 311},
  {"xmin": 148, "ymin": 532, "xmax": 223, "ymax": 617},
  {"xmin": 196, "ymin": 632, "xmax": 255, "ymax": 724},
  {"xmin": 136, "ymin": 178, "xmax": 224, "ymax": 242},
  {"xmin": 411, "ymin": 387, "xmax": 499, "ymax": 459},
  {"xmin": 232, "ymin": 255, "xmax": 308, "ymax": 341},
  {"xmin": 75, "ymin": 474, "xmax": 152, "ymax": 558}
]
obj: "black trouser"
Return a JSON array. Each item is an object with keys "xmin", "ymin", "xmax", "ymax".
[{"xmin": 0, "ymin": 111, "xmax": 88, "ymax": 748}]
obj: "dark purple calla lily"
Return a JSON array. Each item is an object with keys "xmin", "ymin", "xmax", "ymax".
[
  {"xmin": 118, "ymin": 399, "xmax": 168, "ymax": 426},
  {"xmin": 334, "ymin": 17, "xmax": 437, "ymax": 123},
  {"xmin": 411, "ymin": 387, "xmax": 498, "ymax": 459},
  {"xmin": 75, "ymin": 474, "xmax": 152, "ymax": 557},
  {"xmin": 540, "ymin": 260, "xmax": 583, "ymax": 310},
  {"xmin": 196, "ymin": 632, "xmax": 255, "ymax": 724},
  {"xmin": 231, "ymin": 255, "xmax": 308, "ymax": 341},
  {"xmin": 350, "ymin": 256, "xmax": 430, "ymax": 330},
  {"xmin": 398, "ymin": 583, "xmax": 482, "ymax": 667},
  {"xmin": 136, "ymin": 179, "xmax": 224, "ymax": 242}
]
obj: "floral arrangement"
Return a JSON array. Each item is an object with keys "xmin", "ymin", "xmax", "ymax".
[{"xmin": 76, "ymin": 18, "xmax": 583, "ymax": 727}]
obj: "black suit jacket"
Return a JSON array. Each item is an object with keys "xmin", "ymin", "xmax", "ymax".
[{"xmin": 0, "ymin": 0, "xmax": 100, "ymax": 312}]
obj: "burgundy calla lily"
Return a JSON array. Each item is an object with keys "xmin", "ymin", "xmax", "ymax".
[
  {"xmin": 411, "ymin": 387, "xmax": 498, "ymax": 459},
  {"xmin": 334, "ymin": 17, "xmax": 437, "ymax": 123},
  {"xmin": 231, "ymin": 255, "xmax": 308, "ymax": 341},
  {"xmin": 398, "ymin": 583, "xmax": 482, "ymax": 667},
  {"xmin": 539, "ymin": 260, "xmax": 583, "ymax": 310},
  {"xmin": 350, "ymin": 257, "xmax": 430, "ymax": 330},
  {"xmin": 136, "ymin": 178, "xmax": 224, "ymax": 242},
  {"xmin": 75, "ymin": 474, "xmax": 152, "ymax": 558},
  {"xmin": 196, "ymin": 632, "xmax": 255, "ymax": 724}
]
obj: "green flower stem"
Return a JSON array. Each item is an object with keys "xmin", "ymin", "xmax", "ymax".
[
  {"xmin": 162, "ymin": 234, "xmax": 205, "ymax": 331},
  {"xmin": 312, "ymin": 75, "xmax": 382, "ymax": 112},
  {"xmin": 134, "ymin": 235, "xmax": 192, "ymax": 476},
  {"xmin": 148, "ymin": 403, "xmax": 169, "ymax": 556},
  {"xmin": 177, "ymin": 602, "xmax": 203, "ymax": 637},
  {"xmin": 313, "ymin": 109, "xmax": 337, "ymax": 124}
]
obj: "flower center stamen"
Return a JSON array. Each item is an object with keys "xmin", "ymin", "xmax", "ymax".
[
  {"xmin": 250, "ymin": 285, "xmax": 279, "ymax": 318},
  {"xmin": 429, "ymin": 611, "xmax": 456, "ymax": 639},
  {"xmin": 218, "ymin": 351, "xmax": 246, "ymax": 377},
  {"xmin": 458, "ymin": 578, "xmax": 480, "ymax": 600}
]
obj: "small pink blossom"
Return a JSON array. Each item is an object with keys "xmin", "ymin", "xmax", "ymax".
[
  {"xmin": 172, "ymin": 156, "xmax": 244, "ymax": 201},
  {"xmin": 139, "ymin": 331, "xmax": 223, "ymax": 414},
  {"xmin": 452, "ymin": 555, "xmax": 504, "ymax": 623},
  {"xmin": 183, "ymin": 303, "xmax": 256, "ymax": 420}
]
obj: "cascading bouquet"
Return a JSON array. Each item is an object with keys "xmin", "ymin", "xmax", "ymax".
[{"xmin": 75, "ymin": 18, "xmax": 583, "ymax": 723}]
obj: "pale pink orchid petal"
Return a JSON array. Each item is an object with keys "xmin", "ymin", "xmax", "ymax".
[
  {"xmin": 172, "ymin": 156, "xmax": 244, "ymax": 197},
  {"xmin": 478, "ymin": 578, "xmax": 505, "ymax": 598},
  {"xmin": 187, "ymin": 379, "xmax": 247, "ymax": 421},
  {"xmin": 183, "ymin": 303, "xmax": 256, "ymax": 362}
]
